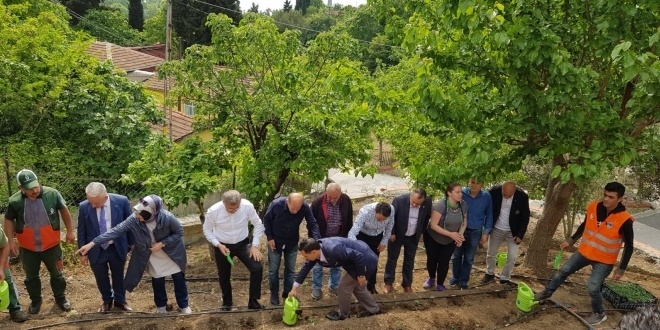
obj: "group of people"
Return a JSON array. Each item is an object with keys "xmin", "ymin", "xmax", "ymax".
[{"xmin": 0, "ymin": 168, "xmax": 640, "ymax": 327}]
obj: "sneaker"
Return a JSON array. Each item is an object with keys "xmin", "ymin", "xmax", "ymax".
[
  {"xmin": 459, "ymin": 284, "xmax": 469, "ymax": 290},
  {"xmin": 155, "ymin": 306, "xmax": 167, "ymax": 313},
  {"xmin": 500, "ymin": 279, "xmax": 517, "ymax": 287},
  {"xmin": 180, "ymin": 307, "xmax": 192, "ymax": 314},
  {"xmin": 356, "ymin": 309, "xmax": 380, "ymax": 318},
  {"xmin": 436, "ymin": 284, "xmax": 446, "ymax": 291},
  {"xmin": 448, "ymin": 278, "xmax": 458, "ymax": 286},
  {"xmin": 10, "ymin": 310, "xmax": 28, "ymax": 323},
  {"xmin": 586, "ymin": 312, "xmax": 607, "ymax": 325},
  {"xmin": 325, "ymin": 311, "xmax": 346, "ymax": 321},
  {"xmin": 328, "ymin": 287, "xmax": 338, "ymax": 297},
  {"xmin": 422, "ymin": 277, "xmax": 435, "ymax": 290},
  {"xmin": 311, "ymin": 287, "xmax": 323, "ymax": 300},
  {"xmin": 534, "ymin": 291, "xmax": 552, "ymax": 302},
  {"xmin": 481, "ymin": 274, "xmax": 495, "ymax": 284}
]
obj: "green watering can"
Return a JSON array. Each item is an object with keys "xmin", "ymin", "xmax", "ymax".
[
  {"xmin": 496, "ymin": 252, "xmax": 507, "ymax": 268},
  {"xmin": 553, "ymin": 251, "xmax": 563, "ymax": 270},
  {"xmin": 516, "ymin": 281, "xmax": 539, "ymax": 312},
  {"xmin": 0, "ymin": 280, "xmax": 10, "ymax": 311},
  {"xmin": 282, "ymin": 297, "xmax": 301, "ymax": 326}
]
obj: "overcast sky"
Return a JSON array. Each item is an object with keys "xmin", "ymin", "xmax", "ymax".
[{"xmin": 239, "ymin": 0, "xmax": 367, "ymax": 12}]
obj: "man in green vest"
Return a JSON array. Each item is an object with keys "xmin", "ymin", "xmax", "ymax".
[
  {"xmin": 4, "ymin": 169, "xmax": 75, "ymax": 314},
  {"xmin": 1, "ymin": 227, "xmax": 28, "ymax": 322}
]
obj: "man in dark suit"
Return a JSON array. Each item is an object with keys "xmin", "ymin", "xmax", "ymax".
[
  {"xmin": 77, "ymin": 182, "xmax": 134, "ymax": 312},
  {"xmin": 289, "ymin": 238, "xmax": 380, "ymax": 321},
  {"xmin": 482, "ymin": 181, "xmax": 530, "ymax": 285},
  {"xmin": 383, "ymin": 188, "xmax": 432, "ymax": 293}
]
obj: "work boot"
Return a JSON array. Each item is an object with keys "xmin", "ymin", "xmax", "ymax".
[
  {"xmin": 481, "ymin": 274, "xmax": 495, "ymax": 284},
  {"xmin": 534, "ymin": 290, "xmax": 552, "ymax": 301},
  {"xmin": 10, "ymin": 310, "xmax": 28, "ymax": 323}
]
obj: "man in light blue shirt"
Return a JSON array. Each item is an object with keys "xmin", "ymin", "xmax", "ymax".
[
  {"xmin": 449, "ymin": 178, "xmax": 493, "ymax": 289},
  {"xmin": 348, "ymin": 202, "xmax": 394, "ymax": 294}
]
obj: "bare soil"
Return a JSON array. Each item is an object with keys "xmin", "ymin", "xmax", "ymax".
[{"xmin": 4, "ymin": 216, "xmax": 660, "ymax": 330}]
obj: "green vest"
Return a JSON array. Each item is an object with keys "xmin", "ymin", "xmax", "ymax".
[{"xmin": 7, "ymin": 186, "xmax": 66, "ymax": 233}]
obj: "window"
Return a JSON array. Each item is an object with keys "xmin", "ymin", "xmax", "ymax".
[{"xmin": 184, "ymin": 103, "xmax": 195, "ymax": 116}]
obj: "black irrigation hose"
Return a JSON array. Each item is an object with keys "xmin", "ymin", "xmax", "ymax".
[
  {"xmin": 502, "ymin": 304, "xmax": 560, "ymax": 327},
  {"xmin": 25, "ymin": 287, "xmax": 517, "ymax": 330}
]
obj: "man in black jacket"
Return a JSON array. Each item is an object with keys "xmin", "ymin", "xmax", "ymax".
[
  {"xmin": 383, "ymin": 188, "xmax": 432, "ymax": 293},
  {"xmin": 482, "ymin": 181, "xmax": 530, "ymax": 285},
  {"xmin": 309, "ymin": 183, "xmax": 353, "ymax": 300}
]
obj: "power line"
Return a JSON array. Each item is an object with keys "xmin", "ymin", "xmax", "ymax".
[{"xmin": 180, "ymin": 0, "xmax": 400, "ymax": 49}]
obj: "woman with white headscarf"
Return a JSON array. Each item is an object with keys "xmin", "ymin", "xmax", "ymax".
[{"xmin": 77, "ymin": 195, "xmax": 190, "ymax": 314}]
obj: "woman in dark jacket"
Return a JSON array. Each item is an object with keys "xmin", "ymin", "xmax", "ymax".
[{"xmin": 77, "ymin": 195, "xmax": 190, "ymax": 314}]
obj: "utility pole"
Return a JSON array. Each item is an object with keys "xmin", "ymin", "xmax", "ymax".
[{"xmin": 165, "ymin": 0, "xmax": 173, "ymax": 142}]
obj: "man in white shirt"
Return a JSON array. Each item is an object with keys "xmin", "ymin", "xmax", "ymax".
[
  {"xmin": 203, "ymin": 190, "xmax": 265, "ymax": 310},
  {"xmin": 482, "ymin": 181, "xmax": 530, "ymax": 286}
]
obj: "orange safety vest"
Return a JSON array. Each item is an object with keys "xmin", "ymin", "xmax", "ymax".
[{"xmin": 578, "ymin": 201, "xmax": 631, "ymax": 265}]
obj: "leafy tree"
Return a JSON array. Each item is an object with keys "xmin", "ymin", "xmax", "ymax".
[
  {"xmin": 124, "ymin": 135, "xmax": 227, "ymax": 222},
  {"xmin": 271, "ymin": 9, "xmax": 307, "ymax": 34},
  {"xmin": 0, "ymin": 0, "xmax": 161, "ymax": 205},
  {"xmin": 171, "ymin": 0, "xmax": 242, "ymax": 48},
  {"xmin": 128, "ymin": 0, "xmax": 144, "ymax": 31},
  {"xmin": 59, "ymin": 0, "xmax": 102, "ymax": 24},
  {"xmin": 388, "ymin": 0, "xmax": 660, "ymax": 270},
  {"xmin": 161, "ymin": 13, "xmax": 376, "ymax": 213},
  {"xmin": 283, "ymin": 0, "xmax": 292, "ymax": 12},
  {"xmin": 142, "ymin": 2, "xmax": 167, "ymax": 44},
  {"xmin": 78, "ymin": 8, "xmax": 143, "ymax": 46},
  {"xmin": 294, "ymin": 0, "xmax": 310, "ymax": 15},
  {"xmin": 248, "ymin": 2, "xmax": 259, "ymax": 13},
  {"xmin": 301, "ymin": 11, "xmax": 335, "ymax": 44}
]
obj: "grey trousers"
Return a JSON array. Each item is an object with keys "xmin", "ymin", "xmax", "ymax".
[
  {"xmin": 337, "ymin": 273, "xmax": 380, "ymax": 317},
  {"xmin": 485, "ymin": 228, "xmax": 519, "ymax": 280}
]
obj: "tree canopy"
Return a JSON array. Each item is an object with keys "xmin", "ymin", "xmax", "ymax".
[
  {"xmin": 379, "ymin": 0, "xmax": 660, "ymax": 269},
  {"xmin": 172, "ymin": 0, "xmax": 242, "ymax": 48},
  {"xmin": 160, "ymin": 13, "xmax": 376, "ymax": 213}
]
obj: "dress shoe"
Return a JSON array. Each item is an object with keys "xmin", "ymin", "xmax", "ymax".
[
  {"xmin": 403, "ymin": 286, "xmax": 413, "ymax": 293},
  {"xmin": 115, "ymin": 302, "xmax": 133, "ymax": 311},
  {"xmin": 270, "ymin": 292, "xmax": 280, "ymax": 306},
  {"xmin": 325, "ymin": 311, "xmax": 346, "ymax": 321},
  {"xmin": 220, "ymin": 303, "xmax": 232, "ymax": 311},
  {"xmin": 56, "ymin": 298, "xmax": 72, "ymax": 312},
  {"xmin": 356, "ymin": 309, "xmax": 380, "ymax": 318},
  {"xmin": 247, "ymin": 299, "xmax": 264, "ymax": 310},
  {"xmin": 382, "ymin": 284, "xmax": 393, "ymax": 294},
  {"xmin": 28, "ymin": 300, "xmax": 42, "ymax": 314},
  {"xmin": 368, "ymin": 287, "xmax": 379, "ymax": 294},
  {"xmin": 99, "ymin": 302, "xmax": 113, "ymax": 313},
  {"xmin": 10, "ymin": 310, "xmax": 29, "ymax": 323}
]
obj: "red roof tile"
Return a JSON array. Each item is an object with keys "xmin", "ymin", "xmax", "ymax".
[{"xmin": 87, "ymin": 41, "xmax": 164, "ymax": 72}]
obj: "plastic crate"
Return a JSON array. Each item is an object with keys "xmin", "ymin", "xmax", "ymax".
[{"xmin": 602, "ymin": 282, "xmax": 658, "ymax": 310}]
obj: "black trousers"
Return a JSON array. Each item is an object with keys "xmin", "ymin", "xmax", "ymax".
[
  {"xmin": 213, "ymin": 237, "xmax": 263, "ymax": 305},
  {"xmin": 424, "ymin": 233, "xmax": 456, "ymax": 286},
  {"xmin": 384, "ymin": 234, "xmax": 418, "ymax": 287},
  {"xmin": 356, "ymin": 232, "xmax": 383, "ymax": 291}
]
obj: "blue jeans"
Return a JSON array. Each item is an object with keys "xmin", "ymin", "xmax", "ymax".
[
  {"xmin": 450, "ymin": 228, "xmax": 481, "ymax": 286},
  {"xmin": 152, "ymin": 271, "xmax": 189, "ymax": 309},
  {"xmin": 312, "ymin": 263, "xmax": 341, "ymax": 290},
  {"xmin": 268, "ymin": 246, "xmax": 298, "ymax": 298},
  {"xmin": 543, "ymin": 251, "xmax": 613, "ymax": 314}
]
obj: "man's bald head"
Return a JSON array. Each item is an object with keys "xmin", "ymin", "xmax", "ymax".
[
  {"xmin": 502, "ymin": 181, "xmax": 517, "ymax": 199},
  {"xmin": 287, "ymin": 192, "xmax": 304, "ymax": 214}
]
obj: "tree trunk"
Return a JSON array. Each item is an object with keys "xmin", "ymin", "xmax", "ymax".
[
  {"xmin": 523, "ymin": 159, "xmax": 577, "ymax": 271},
  {"xmin": 259, "ymin": 167, "xmax": 292, "ymax": 217}
]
